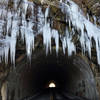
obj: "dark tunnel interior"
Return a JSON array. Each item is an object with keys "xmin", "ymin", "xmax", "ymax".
[
  {"xmin": 21, "ymin": 53, "xmax": 80, "ymax": 91},
  {"xmin": 13, "ymin": 50, "xmax": 98, "ymax": 100}
]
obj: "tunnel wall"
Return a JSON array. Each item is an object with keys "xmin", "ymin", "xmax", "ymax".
[{"xmin": 2, "ymin": 50, "xmax": 99, "ymax": 100}]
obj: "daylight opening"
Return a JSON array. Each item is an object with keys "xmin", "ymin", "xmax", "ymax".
[{"xmin": 49, "ymin": 82, "xmax": 56, "ymax": 88}]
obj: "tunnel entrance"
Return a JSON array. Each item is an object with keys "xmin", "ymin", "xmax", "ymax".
[
  {"xmin": 48, "ymin": 81, "xmax": 56, "ymax": 88},
  {"xmin": 6, "ymin": 50, "xmax": 98, "ymax": 100}
]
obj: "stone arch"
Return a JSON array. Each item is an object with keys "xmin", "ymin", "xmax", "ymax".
[{"xmin": 5, "ymin": 49, "xmax": 99, "ymax": 100}]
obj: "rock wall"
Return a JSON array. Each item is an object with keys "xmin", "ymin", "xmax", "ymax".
[{"xmin": 73, "ymin": 0, "xmax": 100, "ymax": 25}]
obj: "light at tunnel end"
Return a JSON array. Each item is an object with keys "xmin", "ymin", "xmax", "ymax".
[{"xmin": 49, "ymin": 81, "xmax": 56, "ymax": 88}]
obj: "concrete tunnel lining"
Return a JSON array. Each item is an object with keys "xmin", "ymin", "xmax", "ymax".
[{"xmin": 6, "ymin": 50, "xmax": 98, "ymax": 100}]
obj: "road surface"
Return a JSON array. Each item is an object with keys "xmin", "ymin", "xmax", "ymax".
[{"xmin": 21, "ymin": 88, "xmax": 89, "ymax": 100}]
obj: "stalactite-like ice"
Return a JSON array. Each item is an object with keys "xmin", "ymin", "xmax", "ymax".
[
  {"xmin": 38, "ymin": 7, "xmax": 44, "ymax": 33},
  {"xmin": 43, "ymin": 7, "xmax": 51, "ymax": 54},
  {"xmin": 60, "ymin": 0, "xmax": 100, "ymax": 64},
  {"xmin": 0, "ymin": 0, "xmax": 100, "ymax": 65},
  {"xmin": 62, "ymin": 27, "xmax": 76, "ymax": 56},
  {"xmin": 43, "ymin": 23, "xmax": 51, "ymax": 54},
  {"xmin": 23, "ymin": 0, "xmax": 28, "ymax": 16},
  {"xmin": 21, "ymin": 0, "xmax": 35, "ymax": 59},
  {"xmin": 43, "ymin": 7, "xmax": 59, "ymax": 55},
  {"xmin": 25, "ymin": 21, "xmax": 34, "ymax": 59},
  {"xmin": 4, "ymin": 37, "xmax": 10, "ymax": 64},
  {"xmin": 52, "ymin": 29, "xmax": 59, "ymax": 54}
]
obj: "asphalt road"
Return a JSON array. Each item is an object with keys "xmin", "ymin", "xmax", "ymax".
[{"xmin": 21, "ymin": 88, "xmax": 89, "ymax": 100}]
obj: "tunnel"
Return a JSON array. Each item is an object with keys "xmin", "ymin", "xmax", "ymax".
[{"xmin": 6, "ymin": 49, "xmax": 98, "ymax": 100}]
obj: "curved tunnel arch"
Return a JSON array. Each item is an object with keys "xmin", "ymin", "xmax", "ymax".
[{"xmin": 8, "ymin": 49, "xmax": 98, "ymax": 100}]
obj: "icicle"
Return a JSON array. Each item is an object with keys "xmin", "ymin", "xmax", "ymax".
[
  {"xmin": 20, "ymin": 20, "xmax": 26, "ymax": 41},
  {"xmin": 23, "ymin": 0, "xmax": 28, "ymax": 16},
  {"xmin": 45, "ymin": 6, "xmax": 49, "ymax": 21},
  {"xmin": 43, "ymin": 7, "xmax": 52, "ymax": 54},
  {"xmin": 80, "ymin": 29, "xmax": 85, "ymax": 54},
  {"xmin": 21, "ymin": 0, "xmax": 28, "ymax": 18},
  {"xmin": 52, "ymin": 29, "xmax": 59, "ymax": 54},
  {"xmin": 9, "ymin": 17, "xmax": 19, "ymax": 65},
  {"xmin": 60, "ymin": 0, "xmax": 100, "ymax": 64},
  {"xmin": 66, "ymin": 28, "xmax": 76, "ymax": 56},
  {"xmin": 87, "ymin": 14, "xmax": 90, "ymax": 21},
  {"xmin": 25, "ymin": 21, "xmax": 34, "ymax": 59},
  {"xmin": 96, "ymin": 38, "xmax": 100, "ymax": 65},
  {"xmin": 93, "ymin": 16, "xmax": 97, "ymax": 25},
  {"xmin": 13, "ymin": 0, "xmax": 18, "ymax": 10},
  {"xmin": 62, "ymin": 27, "xmax": 76, "ymax": 56},
  {"xmin": 60, "ymin": 0, "xmax": 62, "ymax": 3},
  {"xmin": 62, "ymin": 37, "xmax": 67, "ymax": 54},
  {"xmin": 38, "ymin": 7, "xmax": 44, "ymax": 33},
  {"xmin": 1, "ymin": 36, "xmax": 16, "ymax": 65},
  {"xmin": 67, "ymin": 37, "xmax": 76, "ymax": 56},
  {"xmin": 25, "ymin": 32, "xmax": 34, "ymax": 60},
  {"xmin": 7, "ymin": 12, "xmax": 12, "ymax": 35},
  {"xmin": 86, "ymin": 39, "xmax": 91, "ymax": 58},
  {"xmin": 0, "ymin": 47, "xmax": 4, "ymax": 63},
  {"xmin": 4, "ymin": 44, "xmax": 9, "ymax": 64},
  {"xmin": 9, "ymin": 37, "xmax": 16, "ymax": 65},
  {"xmin": 43, "ymin": 23, "xmax": 51, "ymax": 54},
  {"xmin": 0, "ymin": 20, "xmax": 4, "ymax": 36}
]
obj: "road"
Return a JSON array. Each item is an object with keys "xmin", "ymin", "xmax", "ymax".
[{"xmin": 21, "ymin": 88, "xmax": 89, "ymax": 100}]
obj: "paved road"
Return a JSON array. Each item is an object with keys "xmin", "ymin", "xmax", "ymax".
[{"xmin": 21, "ymin": 88, "xmax": 89, "ymax": 100}]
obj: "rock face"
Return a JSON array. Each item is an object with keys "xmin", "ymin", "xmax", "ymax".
[
  {"xmin": 73, "ymin": 0, "xmax": 100, "ymax": 15},
  {"xmin": 73, "ymin": 0, "xmax": 100, "ymax": 25}
]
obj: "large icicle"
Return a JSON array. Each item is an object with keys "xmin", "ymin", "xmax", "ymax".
[
  {"xmin": 60, "ymin": 0, "xmax": 100, "ymax": 64},
  {"xmin": 23, "ymin": 0, "xmax": 28, "ymax": 16},
  {"xmin": 38, "ymin": 7, "xmax": 44, "ymax": 33},
  {"xmin": 9, "ymin": 14, "xmax": 19, "ymax": 64},
  {"xmin": 43, "ymin": 7, "xmax": 52, "ymax": 54},
  {"xmin": 62, "ymin": 27, "xmax": 76, "ymax": 56},
  {"xmin": 25, "ymin": 21, "xmax": 34, "ymax": 59},
  {"xmin": 9, "ymin": 37, "xmax": 16, "ymax": 65},
  {"xmin": 52, "ymin": 29, "xmax": 59, "ymax": 54},
  {"xmin": 4, "ymin": 38, "xmax": 10, "ymax": 64},
  {"xmin": 43, "ymin": 23, "xmax": 51, "ymax": 54}
]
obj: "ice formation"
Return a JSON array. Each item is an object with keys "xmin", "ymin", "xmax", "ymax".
[
  {"xmin": 62, "ymin": 27, "xmax": 76, "ymax": 56},
  {"xmin": 43, "ymin": 7, "xmax": 51, "ymax": 54},
  {"xmin": 60, "ymin": 0, "xmax": 100, "ymax": 64},
  {"xmin": 25, "ymin": 21, "xmax": 34, "ymax": 59},
  {"xmin": 0, "ymin": 0, "xmax": 100, "ymax": 65},
  {"xmin": 43, "ymin": 7, "xmax": 59, "ymax": 54}
]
